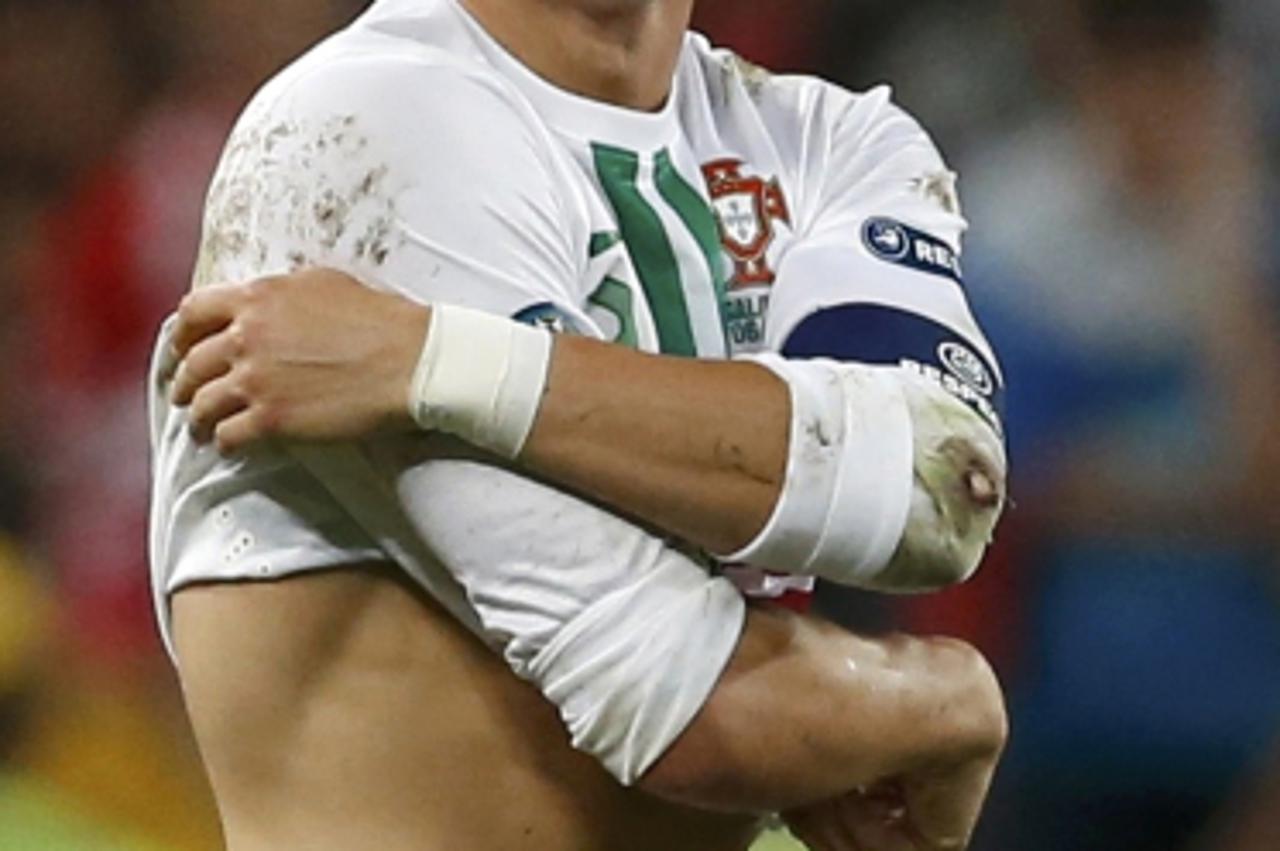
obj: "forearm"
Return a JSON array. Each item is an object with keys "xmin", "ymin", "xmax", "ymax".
[
  {"xmin": 899, "ymin": 752, "xmax": 1000, "ymax": 848},
  {"xmin": 294, "ymin": 427, "xmax": 1004, "ymax": 833},
  {"xmin": 407, "ymin": 301, "xmax": 1002, "ymax": 585},
  {"xmin": 517, "ymin": 330, "xmax": 1005, "ymax": 591},
  {"xmin": 521, "ymin": 334, "xmax": 789, "ymax": 555},
  {"xmin": 643, "ymin": 605, "xmax": 1007, "ymax": 813},
  {"xmin": 173, "ymin": 271, "xmax": 1006, "ymax": 588}
]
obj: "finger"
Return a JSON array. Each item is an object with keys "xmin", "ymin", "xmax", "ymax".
[
  {"xmin": 171, "ymin": 330, "xmax": 239, "ymax": 407},
  {"xmin": 849, "ymin": 819, "xmax": 917, "ymax": 851},
  {"xmin": 858, "ymin": 782, "xmax": 911, "ymax": 825},
  {"xmin": 836, "ymin": 794, "xmax": 919, "ymax": 851},
  {"xmin": 213, "ymin": 408, "xmax": 267, "ymax": 456},
  {"xmin": 783, "ymin": 809, "xmax": 827, "ymax": 850},
  {"xmin": 785, "ymin": 811, "xmax": 863, "ymax": 851},
  {"xmin": 785, "ymin": 822, "xmax": 842, "ymax": 851},
  {"xmin": 827, "ymin": 803, "xmax": 874, "ymax": 851},
  {"xmin": 172, "ymin": 283, "xmax": 252, "ymax": 358},
  {"xmin": 188, "ymin": 375, "xmax": 249, "ymax": 444}
]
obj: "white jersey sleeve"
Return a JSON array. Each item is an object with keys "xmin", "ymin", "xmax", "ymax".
[
  {"xmin": 153, "ymin": 47, "xmax": 588, "ymax": 636},
  {"xmin": 768, "ymin": 84, "xmax": 1004, "ymax": 437},
  {"xmin": 198, "ymin": 48, "xmax": 587, "ymax": 318},
  {"xmin": 708, "ymin": 78, "xmax": 1006, "ymax": 592},
  {"xmin": 150, "ymin": 43, "xmax": 745, "ymax": 785}
]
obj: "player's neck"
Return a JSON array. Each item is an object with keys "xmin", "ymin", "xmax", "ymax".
[{"xmin": 461, "ymin": 0, "xmax": 693, "ymax": 111}]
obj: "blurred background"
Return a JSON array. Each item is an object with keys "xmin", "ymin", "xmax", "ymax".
[{"xmin": 0, "ymin": 0, "xmax": 1276, "ymax": 848}]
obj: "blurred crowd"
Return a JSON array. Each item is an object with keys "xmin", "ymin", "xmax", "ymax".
[{"xmin": 0, "ymin": 0, "xmax": 1276, "ymax": 849}]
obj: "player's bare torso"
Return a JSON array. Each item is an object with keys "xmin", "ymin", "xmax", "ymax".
[{"xmin": 173, "ymin": 565, "xmax": 759, "ymax": 851}]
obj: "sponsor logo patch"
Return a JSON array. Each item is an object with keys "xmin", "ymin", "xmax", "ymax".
[
  {"xmin": 782, "ymin": 303, "xmax": 1003, "ymax": 438},
  {"xmin": 861, "ymin": 217, "xmax": 963, "ymax": 285},
  {"xmin": 513, "ymin": 302, "xmax": 579, "ymax": 334},
  {"xmin": 938, "ymin": 341, "xmax": 994, "ymax": 396},
  {"xmin": 900, "ymin": 359, "xmax": 1003, "ymax": 437}
]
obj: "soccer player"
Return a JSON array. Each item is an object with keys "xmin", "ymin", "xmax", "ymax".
[{"xmin": 149, "ymin": 0, "xmax": 1010, "ymax": 849}]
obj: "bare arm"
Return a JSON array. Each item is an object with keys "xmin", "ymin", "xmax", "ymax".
[
  {"xmin": 520, "ymin": 334, "xmax": 789, "ymax": 554},
  {"xmin": 170, "ymin": 269, "xmax": 1003, "ymax": 581},
  {"xmin": 168, "ymin": 272, "xmax": 788, "ymax": 554},
  {"xmin": 647, "ymin": 604, "xmax": 1006, "ymax": 846},
  {"xmin": 166, "ymin": 51, "xmax": 1006, "ymax": 591}
]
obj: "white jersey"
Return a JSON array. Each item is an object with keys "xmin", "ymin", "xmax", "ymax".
[{"xmin": 149, "ymin": 0, "xmax": 1002, "ymax": 784}]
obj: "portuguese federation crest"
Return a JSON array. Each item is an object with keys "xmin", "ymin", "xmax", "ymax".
[{"xmin": 702, "ymin": 159, "xmax": 791, "ymax": 288}]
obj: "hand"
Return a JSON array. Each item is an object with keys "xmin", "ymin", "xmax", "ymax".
[
  {"xmin": 896, "ymin": 758, "xmax": 997, "ymax": 851},
  {"xmin": 784, "ymin": 783, "xmax": 924, "ymax": 851},
  {"xmin": 167, "ymin": 269, "xmax": 430, "ymax": 453},
  {"xmin": 783, "ymin": 741, "xmax": 1001, "ymax": 851}
]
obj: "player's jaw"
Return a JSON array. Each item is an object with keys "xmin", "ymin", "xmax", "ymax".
[
  {"xmin": 462, "ymin": 0, "xmax": 694, "ymax": 109},
  {"xmin": 545, "ymin": 0, "xmax": 677, "ymax": 15}
]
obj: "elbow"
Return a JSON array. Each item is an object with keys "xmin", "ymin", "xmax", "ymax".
[
  {"xmin": 718, "ymin": 358, "xmax": 1007, "ymax": 593},
  {"xmin": 640, "ymin": 739, "xmax": 755, "ymax": 814},
  {"xmin": 916, "ymin": 636, "xmax": 1008, "ymax": 763},
  {"xmin": 863, "ymin": 387, "xmax": 1008, "ymax": 594},
  {"xmin": 863, "ymin": 486, "xmax": 995, "ymax": 594},
  {"xmin": 949, "ymin": 639, "xmax": 1009, "ymax": 761},
  {"xmin": 854, "ymin": 470, "xmax": 1004, "ymax": 595}
]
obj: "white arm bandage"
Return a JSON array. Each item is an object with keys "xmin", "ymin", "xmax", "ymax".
[
  {"xmin": 408, "ymin": 304, "xmax": 554, "ymax": 459},
  {"xmin": 884, "ymin": 368, "xmax": 1007, "ymax": 590},
  {"xmin": 408, "ymin": 307, "xmax": 1005, "ymax": 589},
  {"xmin": 723, "ymin": 355, "xmax": 1006, "ymax": 590},
  {"xmin": 720, "ymin": 354, "xmax": 915, "ymax": 583}
]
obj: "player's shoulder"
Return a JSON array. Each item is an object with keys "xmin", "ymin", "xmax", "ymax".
[
  {"xmin": 681, "ymin": 34, "xmax": 943, "ymax": 168},
  {"xmin": 239, "ymin": 8, "xmax": 540, "ymax": 150},
  {"xmin": 210, "ymin": 4, "xmax": 565, "ymax": 224},
  {"xmin": 198, "ymin": 7, "xmax": 580, "ymax": 287}
]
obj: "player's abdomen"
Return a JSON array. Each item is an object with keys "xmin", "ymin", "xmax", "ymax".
[{"xmin": 171, "ymin": 563, "xmax": 758, "ymax": 851}]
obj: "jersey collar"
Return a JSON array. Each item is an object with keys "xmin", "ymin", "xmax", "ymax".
[{"xmin": 448, "ymin": 0, "xmax": 683, "ymax": 150}]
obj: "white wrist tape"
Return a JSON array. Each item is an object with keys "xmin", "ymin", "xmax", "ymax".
[
  {"xmin": 721, "ymin": 354, "xmax": 915, "ymax": 584},
  {"xmin": 408, "ymin": 304, "xmax": 553, "ymax": 459}
]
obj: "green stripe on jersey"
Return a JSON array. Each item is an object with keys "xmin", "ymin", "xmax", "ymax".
[
  {"xmin": 588, "ymin": 277, "xmax": 639, "ymax": 348},
  {"xmin": 589, "ymin": 230, "xmax": 622, "ymax": 258},
  {"xmin": 653, "ymin": 149, "xmax": 729, "ymax": 330},
  {"xmin": 592, "ymin": 143, "xmax": 698, "ymax": 357}
]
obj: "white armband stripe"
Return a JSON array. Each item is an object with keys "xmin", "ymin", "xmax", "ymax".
[
  {"xmin": 721, "ymin": 355, "xmax": 914, "ymax": 582},
  {"xmin": 811, "ymin": 371, "xmax": 915, "ymax": 578},
  {"xmin": 721, "ymin": 356, "xmax": 845, "ymax": 569}
]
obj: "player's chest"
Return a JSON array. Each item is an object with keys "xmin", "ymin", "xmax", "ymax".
[{"xmin": 567, "ymin": 141, "xmax": 796, "ymax": 359}]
